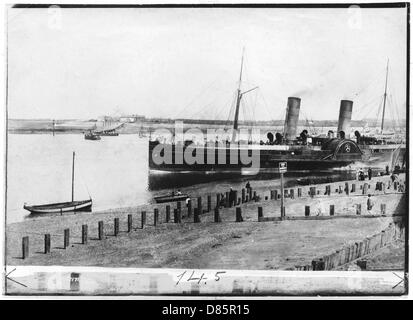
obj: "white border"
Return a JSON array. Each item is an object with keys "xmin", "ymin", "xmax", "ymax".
[{"xmin": 0, "ymin": 0, "xmax": 410, "ymax": 300}]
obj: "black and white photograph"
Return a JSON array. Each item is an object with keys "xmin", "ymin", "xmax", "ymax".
[{"xmin": 2, "ymin": 2, "xmax": 409, "ymax": 298}]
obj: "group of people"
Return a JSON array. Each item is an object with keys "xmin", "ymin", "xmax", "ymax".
[
  {"xmin": 357, "ymin": 167, "xmax": 373, "ymax": 181},
  {"xmin": 216, "ymin": 181, "xmax": 252, "ymax": 208}
]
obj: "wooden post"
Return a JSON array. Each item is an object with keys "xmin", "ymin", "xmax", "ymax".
[
  {"xmin": 381, "ymin": 203, "xmax": 386, "ymax": 215},
  {"xmin": 127, "ymin": 214, "xmax": 133, "ymax": 232},
  {"xmin": 236, "ymin": 207, "xmax": 243, "ymax": 222},
  {"xmin": 345, "ymin": 182, "xmax": 349, "ymax": 195},
  {"xmin": 363, "ymin": 183, "xmax": 369, "ymax": 195},
  {"xmin": 281, "ymin": 206, "xmax": 286, "ymax": 219},
  {"xmin": 22, "ymin": 236, "xmax": 29, "ymax": 259},
  {"xmin": 194, "ymin": 208, "xmax": 201, "ymax": 223},
  {"xmin": 177, "ymin": 201, "xmax": 181, "ymax": 213},
  {"xmin": 214, "ymin": 207, "xmax": 221, "ymax": 223},
  {"xmin": 141, "ymin": 211, "xmax": 146, "ymax": 228},
  {"xmin": 329, "ymin": 205, "xmax": 335, "ymax": 216},
  {"xmin": 356, "ymin": 204, "xmax": 362, "ymax": 215},
  {"xmin": 242, "ymin": 188, "xmax": 246, "ymax": 203},
  {"xmin": 216, "ymin": 193, "xmax": 221, "ymax": 208},
  {"xmin": 305, "ymin": 205, "xmax": 310, "ymax": 217},
  {"xmin": 197, "ymin": 196, "xmax": 202, "ymax": 213},
  {"xmin": 81, "ymin": 224, "xmax": 88, "ymax": 244},
  {"xmin": 98, "ymin": 221, "xmax": 104, "ymax": 240},
  {"xmin": 114, "ymin": 218, "xmax": 119, "ymax": 236},
  {"xmin": 44, "ymin": 234, "xmax": 51, "ymax": 254},
  {"xmin": 173, "ymin": 208, "xmax": 178, "ymax": 223},
  {"xmin": 64, "ymin": 229, "xmax": 70, "ymax": 249},
  {"xmin": 207, "ymin": 195, "xmax": 211, "ymax": 212},
  {"xmin": 154, "ymin": 208, "xmax": 159, "ymax": 226},
  {"xmin": 166, "ymin": 205, "xmax": 171, "ymax": 222},
  {"xmin": 225, "ymin": 192, "xmax": 230, "ymax": 208},
  {"xmin": 258, "ymin": 206, "xmax": 263, "ymax": 221},
  {"xmin": 177, "ymin": 208, "xmax": 182, "ymax": 223},
  {"xmin": 177, "ymin": 199, "xmax": 186, "ymax": 217}
]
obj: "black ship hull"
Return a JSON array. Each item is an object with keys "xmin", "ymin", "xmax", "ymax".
[
  {"xmin": 148, "ymin": 138, "xmax": 364, "ymax": 173},
  {"xmin": 147, "ymin": 139, "xmax": 406, "ymax": 190}
]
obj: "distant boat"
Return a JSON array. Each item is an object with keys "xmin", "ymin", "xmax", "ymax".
[
  {"xmin": 84, "ymin": 131, "xmax": 101, "ymax": 140},
  {"xmin": 94, "ymin": 128, "xmax": 119, "ymax": 136},
  {"xmin": 154, "ymin": 193, "xmax": 190, "ymax": 203},
  {"xmin": 97, "ymin": 121, "xmax": 126, "ymax": 135},
  {"xmin": 24, "ymin": 152, "xmax": 92, "ymax": 215},
  {"xmin": 99, "ymin": 131, "xmax": 119, "ymax": 136}
]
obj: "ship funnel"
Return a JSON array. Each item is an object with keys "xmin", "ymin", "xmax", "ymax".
[
  {"xmin": 337, "ymin": 100, "xmax": 353, "ymax": 138},
  {"xmin": 284, "ymin": 97, "xmax": 301, "ymax": 142}
]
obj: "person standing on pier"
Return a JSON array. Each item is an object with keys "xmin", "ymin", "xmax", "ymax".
[{"xmin": 367, "ymin": 168, "xmax": 372, "ymax": 180}]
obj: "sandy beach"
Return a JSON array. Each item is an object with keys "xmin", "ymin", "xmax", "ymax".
[{"xmin": 6, "ymin": 175, "xmax": 406, "ymax": 270}]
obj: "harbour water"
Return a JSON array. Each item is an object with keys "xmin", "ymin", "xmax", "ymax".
[{"xmin": 7, "ymin": 133, "xmax": 384, "ymax": 224}]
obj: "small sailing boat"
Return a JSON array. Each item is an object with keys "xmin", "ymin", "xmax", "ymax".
[{"xmin": 24, "ymin": 152, "xmax": 92, "ymax": 215}]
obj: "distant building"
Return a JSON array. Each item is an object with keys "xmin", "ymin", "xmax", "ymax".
[{"xmin": 119, "ymin": 115, "xmax": 145, "ymax": 123}]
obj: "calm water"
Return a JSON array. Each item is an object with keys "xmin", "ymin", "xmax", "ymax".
[
  {"xmin": 7, "ymin": 133, "xmax": 374, "ymax": 224},
  {"xmin": 7, "ymin": 134, "xmax": 151, "ymax": 223}
]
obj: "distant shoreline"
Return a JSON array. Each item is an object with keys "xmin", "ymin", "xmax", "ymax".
[{"xmin": 7, "ymin": 117, "xmax": 406, "ymax": 135}]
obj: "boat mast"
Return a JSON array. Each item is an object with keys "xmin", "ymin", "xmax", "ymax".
[
  {"xmin": 381, "ymin": 59, "xmax": 389, "ymax": 134},
  {"xmin": 232, "ymin": 48, "xmax": 245, "ymax": 142},
  {"xmin": 72, "ymin": 151, "xmax": 75, "ymax": 202}
]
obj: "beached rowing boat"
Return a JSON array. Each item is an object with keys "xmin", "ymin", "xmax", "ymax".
[
  {"xmin": 24, "ymin": 199, "xmax": 92, "ymax": 214},
  {"xmin": 154, "ymin": 193, "xmax": 189, "ymax": 203}
]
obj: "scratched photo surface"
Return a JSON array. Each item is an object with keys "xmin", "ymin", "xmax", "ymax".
[{"xmin": 5, "ymin": 4, "xmax": 408, "ymax": 295}]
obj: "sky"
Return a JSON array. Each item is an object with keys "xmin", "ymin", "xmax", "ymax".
[{"xmin": 7, "ymin": 6, "xmax": 408, "ymax": 122}]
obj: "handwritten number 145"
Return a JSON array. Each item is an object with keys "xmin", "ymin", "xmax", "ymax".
[{"xmin": 176, "ymin": 270, "xmax": 226, "ymax": 285}]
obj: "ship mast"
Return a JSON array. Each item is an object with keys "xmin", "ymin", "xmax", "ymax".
[
  {"xmin": 232, "ymin": 49, "xmax": 245, "ymax": 142},
  {"xmin": 381, "ymin": 59, "xmax": 389, "ymax": 134},
  {"xmin": 231, "ymin": 49, "xmax": 258, "ymax": 142},
  {"xmin": 72, "ymin": 151, "xmax": 75, "ymax": 202}
]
